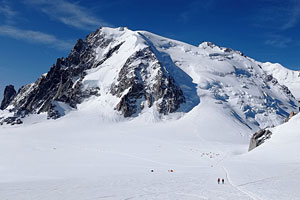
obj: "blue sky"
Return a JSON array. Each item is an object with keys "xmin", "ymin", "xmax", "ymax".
[{"xmin": 0, "ymin": 0, "xmax": 300, "ymax": 97}]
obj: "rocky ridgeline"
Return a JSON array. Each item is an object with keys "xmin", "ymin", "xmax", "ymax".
[
  {"xmin": 248, "ymin": 111, "xmax": 297, "ymax": 151},
  {"xmin": 110, "ymin": 47, "xmax": 185, "ymax": 117},
  {"xmin": 0, "ymin": 27, "xmax": 299, "ymax": 126},
  {"xmin": 0, "ymin": 85, "xmax": 16, "ymax": 110},
  {"xmin": 0, "ymin": 28, "xmax": 115, "ymax": 124},
  {"xmin": 249, "ymin": 129, "xmax": 272, "ymax": 151},
  {"xmin": 0, "ymin": 28, "xmax": 186, "ymax": 125}
]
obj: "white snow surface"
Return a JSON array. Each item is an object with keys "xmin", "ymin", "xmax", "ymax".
[
  {"xmin": 262, "ymin": 62, "xmax": 300, "ymax": 100},
  {"xmin": 0, "ymin": 101, "xmax": 299, "ymax": 200},
  {"xmin": 1, "ymin": 27, "xmax": 299, "ymax": 129},
  {"xmin": 76, "ymin": 27, "xmax": 299, "ymax": 130},
  {"xmin": 0, "ymin": 27, "xmax": 299, "ymax": 199}
]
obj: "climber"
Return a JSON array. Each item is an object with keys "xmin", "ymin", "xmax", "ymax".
[
  {"xmin": 222, "ymin": 178, "xmax": 225, "ymax": 184},
  {"xmin": 217, "ymin": 178, "xmax": 220, "ymax": 184}
]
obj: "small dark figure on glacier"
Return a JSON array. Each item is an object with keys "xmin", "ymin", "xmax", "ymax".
[
  {"xmin": 218, "ymin": 178, "xmax": 220, "ymax": 184},
  {"xmin": 222, "ymin": 179, "xmax": 225, "ymax": 184}
]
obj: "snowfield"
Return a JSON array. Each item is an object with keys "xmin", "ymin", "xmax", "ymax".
[
  {"xmin": 0, "ymin": 97, "xmax": 299, "ymax": 200},
  {"xmin": 0, "ymin": 27, "xmax": 299, "ymax": 199},
  {"xmin": 262, "ymin": 62, "xmax": 300, "ymax": 100}
]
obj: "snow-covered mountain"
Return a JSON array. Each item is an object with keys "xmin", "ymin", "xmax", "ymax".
[
  {"xmin": 0, "ymin": 27, "xmax": 299, "ymax": 200},
  {"xmin": 0, "ymin": 27, "xmax": 298, "ymax": 130},
  {"xmin": 224, "ymin": 111, "xmax": 300, "ymax": 200},
  {"xmin": 262, "ymin": 62, "xmax": 300, "ymax": 100}
]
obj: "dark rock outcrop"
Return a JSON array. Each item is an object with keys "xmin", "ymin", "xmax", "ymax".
[
  {"xmin": 0, "ymin": 117, "xmax": 22, "ymax": 126},
  {"xmin": 0, "ymin": 85, "xmax": 16, "ymax": 110},
  {"xmin": 0, "ymin": 27, "xmax": 186, "ymax": 124},
  {"xmin": 248, "ymin": 129, "xmax": 272, "ymax": 151},
  {"xmin": 284, "ymin": 111, "xmax": 297, "ymax": 123},
  {"xmin": 111, "ymin": 47, "xmax": 185, "ymax": 117},
  {"xmin": 0, "ymin": 28, "xmax": 111, "ymax": 123},
  {"xmin": 2, "ymin": 26, "xmax": 295, "ymax": 128},
  {"xmin": 249, "ymin": 111, "xmax": 298, "ymax": 151}
]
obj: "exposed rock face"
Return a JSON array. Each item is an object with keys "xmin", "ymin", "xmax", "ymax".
[
  {"xmin": 284, "ymin": 111, "xmax": 297, "ymax": 122},
  {"xmin": 6, "ymin": 57, "xmax": 86, "ymax": 120},
  {"xmin": 248, "ymin": 129, "xmax": 272, "ymax": 151},
  {"xmin": 0, "ymin": 27, "xmax": 186, "ymax": 124},
  {"xmin": 0, "ymin": 117, "xmax": 22, "ymax": 126},
  {"xmin": 288, "ymin": 111, "xmax": 295, "ymax": 119},
  {"xmin": 249, "ymin": 111, "xmax": 298, "ymax": 151},
  {"xmin": 111, "ymin": 47, "xmax": 185, "ymax": 117},
  {"xmin": 0, "ymin": 85, "xmax": 16, "ymax": 110},
  {"xmin": 0, "ymin": 27, "xmax": 299, "ymax": 127},
  {"xmin": 0, "ymin": 29, "xmax": 111, "ymax": 123}
]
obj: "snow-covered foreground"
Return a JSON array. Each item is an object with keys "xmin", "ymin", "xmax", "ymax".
[{"xmin": 0, "ymin": 99, "xmax": 299, "ymax": 200}]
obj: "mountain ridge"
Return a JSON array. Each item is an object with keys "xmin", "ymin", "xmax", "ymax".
[{"xmin": 0, "ymin": 27, "xmax": 299, "ymax": 130}]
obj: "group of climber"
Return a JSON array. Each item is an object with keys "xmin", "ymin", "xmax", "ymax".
[{"xmin": 217, "ymin": 178, "xmax": 225, "ymax": 184}]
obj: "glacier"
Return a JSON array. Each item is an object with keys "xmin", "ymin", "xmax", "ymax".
[{"xmin": 0, "ymin": 27, "xmax": 299, "ymax": 200}]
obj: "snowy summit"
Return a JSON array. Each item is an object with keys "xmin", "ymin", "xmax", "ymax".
[
  {"xmin": 0, "ymin": 27, "xmax": 299, "ymax": 129},
  {"xmin": 0, "ymin": 27, "xmax": 300, "ymax": 200}
]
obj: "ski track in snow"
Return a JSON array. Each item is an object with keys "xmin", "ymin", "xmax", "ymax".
[
  {"xmin": 0, "ymin": 27, "xmax": 300, "ymax": 200},
  {"xmin": 0, "ymin": 115, "xmax": 299, "ymax": 200},
  {"xmin": 0, "ymin": 142, "xmax": 262, "ymax": 200},
  {"xmin": 223, "ymin": 166, "xmax": 262, "ymax": 200}
]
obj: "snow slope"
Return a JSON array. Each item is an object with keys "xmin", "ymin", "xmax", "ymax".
[
  {"xmin": 224, "ymin": 112, "xmax": 300, "ymax": 200},
  {"xmin": 137, "ymin": 30, "xmax": 298, "ymax": 128},
  {"xmin": 1, "ymin": 27, "xmax": 299, "ymax": 130},
  {"xmin": 0, "ymin": 102, "xmax": 299, "ymax": 199},
  {"xmin": 68, "ymin": 28, "xmax": 298, "ymax": 129},
  {"xmin": 0, "ymin": 27, "xmax": 299, "ymax": 199},
  {"xmin": 262, "ymin": 62, "xmax": 300, "ymax": 100}
]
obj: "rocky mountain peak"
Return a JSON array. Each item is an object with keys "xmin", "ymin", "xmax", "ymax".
[
  {"xmin": 110, "ymin": 47, "xmax": 185, "ymax": 117},
  {"xmin": 0, "ymin": 85, "xmax": 16, "ymax": 110},
  {"xmin": 0, "ymin": 27, "xmax": 299, "ymax": 128},
  {"xmin": 199, "ymin": 41, "xmax": 217, "ymax": 49}
]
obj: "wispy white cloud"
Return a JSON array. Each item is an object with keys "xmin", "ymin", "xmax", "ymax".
[
  {"xmin": 24, "ymin": 0, "xmax": 111, "ymax": 30},
  {"xmin": 281, "ymin": 0, "xmax": 300, "ymax": 30},
  {"xmin": 0, "ymin": 4, "xmax": 16, "ymax": 19},
  {"xmin": 252, "ymin": 0, "xmax": 300, "ymax": 48},
  {"xmin": 254, "ymin": 0, "xmax": 300, "ymax": 30},
  {"xmin": 265, "ymin": 35, "xmax": 292, "ymax": 48},
  {"xmin": 0, "ymin": 25, "xmax": 73, "ymax": 50},
  {"xmin": 0, "ymin": 0, "xmax": 18, "ymax": 23}
]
